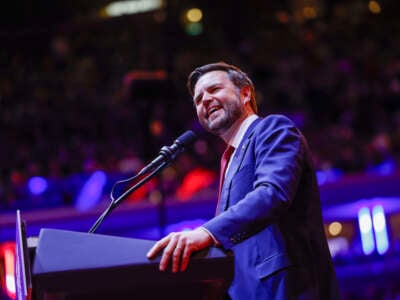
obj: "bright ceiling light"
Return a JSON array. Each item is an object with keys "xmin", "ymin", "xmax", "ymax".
[
  {"xmin": 104, "ymin": 0, "xmax": 163, "ymax": 17},
  {"xmin": 186, "ymin": 8, "xmax": 203, "ymax": 23}
]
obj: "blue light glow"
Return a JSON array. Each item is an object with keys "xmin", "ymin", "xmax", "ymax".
[
  {"xmin": 358, "ymin": 207, "xmax": 375, "ymax": 255},
  {"xmin": 316, "ymin": 168, "xmax": 342, "ymax": 185},
  {"xmin": 75, "ymin": 171, "xmax": 107, "ymax": 211},
  {"xmin": 372, "ymin": 205, "xmax": 389, "ymax": 255},
  {"xmin": 28, "ymin": 176, "xmax": 48, "ymax": 195},
  {"xmin": 165, "ymin": 219, "xmax": 206, "ymax": 234}
]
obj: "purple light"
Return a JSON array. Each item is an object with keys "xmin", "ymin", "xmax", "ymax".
[
  {"xmin": 75, "ymin": 171, "xmax": 107, "ymax": 211},
  {"xmin": 323, "ymin": 197, "xmax": 400, "ymax": 220},
  {"xmin": 368, "ymin": 159, "xmax": 396, "ymax": 175},
  {"xmin": 165, "ymin": 219, "xmax": 206, "ymax": 234},
  {"xmin": 316, "ymin": 168, "xmax": 342, "ymax": 185},
  {"xmin": 28, "ymin": 176, "xmax": 48, "ymax": 195}
]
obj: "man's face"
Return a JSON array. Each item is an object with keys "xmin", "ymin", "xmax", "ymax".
[{"xmin": 193, "ymin": 71, "xmax": 246, "ymax": 136}]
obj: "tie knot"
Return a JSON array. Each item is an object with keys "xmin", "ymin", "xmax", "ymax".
[{"xmin": 221, "ymin": 145, "xmax": 235, "ymax": 165}]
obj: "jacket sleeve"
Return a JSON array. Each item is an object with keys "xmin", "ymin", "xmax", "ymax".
[{"xmin": 202, "ymin": 115, "xmax": 306, "ymax": 250}]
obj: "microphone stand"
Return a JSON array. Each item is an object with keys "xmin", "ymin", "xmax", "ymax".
[
  {"xmin": 88, "ymin": 130, "xmax": 196, "ymax": 234},
  {"xmin": 88, "ymin": 161, "xmax": 168, "ymax": 234}
]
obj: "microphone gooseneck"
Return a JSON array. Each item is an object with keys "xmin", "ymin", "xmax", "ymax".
[{"xmin": 88, "ymin": 130, "xmax": 197, "ymax": 233}]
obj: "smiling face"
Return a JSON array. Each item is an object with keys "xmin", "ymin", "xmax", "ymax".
[{"xmin": 193, "ymin": 70, "xmax": 251, "ymax": 139}]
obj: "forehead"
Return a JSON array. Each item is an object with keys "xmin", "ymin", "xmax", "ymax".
[{"xmin": 193, "ymin": 70, "xmax": 232, "ymax": 95}]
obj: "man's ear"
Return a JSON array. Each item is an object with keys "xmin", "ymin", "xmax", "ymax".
[{"xmin": 240, "ymin": 86, "xmax": 251, "ymax": 104}]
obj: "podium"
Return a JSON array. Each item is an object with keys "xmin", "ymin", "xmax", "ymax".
[{"xmin": 15, "ymin": 212, "xmax": 234, "ymax": 300}]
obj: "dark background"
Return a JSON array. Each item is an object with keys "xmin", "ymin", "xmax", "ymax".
[{"xmin": 1, "ymin": 1, "xmax": 400, "ymax": 299}]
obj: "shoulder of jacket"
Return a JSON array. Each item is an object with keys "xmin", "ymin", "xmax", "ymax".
[{"xmin": 255, "ymin": 114, "xmax": 296, "ymax": 131}]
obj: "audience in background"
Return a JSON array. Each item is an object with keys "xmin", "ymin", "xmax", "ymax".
[
  {"xmin": 0, "ymin": 9, "xmax": 399, "ymax": 212},
  {"xmin": 1, "ymin": 5, "xmax": 400, "ymax": 299}
]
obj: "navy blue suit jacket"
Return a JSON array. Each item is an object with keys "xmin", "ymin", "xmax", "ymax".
[{"xmin": 203, "ymin": 115, "xmax": 341, "ymax": 300}]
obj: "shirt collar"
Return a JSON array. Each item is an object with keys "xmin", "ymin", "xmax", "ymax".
[{"xmin": 228, "ymin": 114, "xmax": 259, "ymax": 148}]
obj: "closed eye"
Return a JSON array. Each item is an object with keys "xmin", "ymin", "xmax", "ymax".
[
  {"xmin": 209, "ymin": 85, "xmax": 221, "ymax": 94},
  {"xmin": 193, "ymin": 84, "xmax": 222, "ymax": 105},
  {"xmin": 194, "ymin": 93, "xmax": 202, "ymax": 105}
]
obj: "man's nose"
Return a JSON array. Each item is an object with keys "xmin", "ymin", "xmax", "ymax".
[{"xmin": 202, "ymin": 91, "xmax": 213, "ymax": 105}]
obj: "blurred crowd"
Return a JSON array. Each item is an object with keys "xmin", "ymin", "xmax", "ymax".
[{"xmin": 1, "ymin": 3, "xmax": 400, "ymax": 212}]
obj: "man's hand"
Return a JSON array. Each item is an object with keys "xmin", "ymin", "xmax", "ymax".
[{"xmin": 146, "ymin": 227, "xmax": 213, "ymax": 273}]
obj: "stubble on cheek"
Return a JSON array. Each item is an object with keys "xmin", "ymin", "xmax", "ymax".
[
  {"xmin": 200, "ymin": 110, "xmax": 231, "ymax": 136},
  {"xmin": 197, "ymin": 97, "xmax": 243, "ymax": 136}
]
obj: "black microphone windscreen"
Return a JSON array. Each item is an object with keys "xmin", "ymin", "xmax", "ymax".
[{"xmin": 176, "ymin": 130, "xmax": 197, "ymax": 147}]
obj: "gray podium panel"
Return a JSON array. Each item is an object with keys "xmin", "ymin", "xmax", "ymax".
[{"xmin": 32, "ymin": 228, "xmax": 234, "ymax": 300}]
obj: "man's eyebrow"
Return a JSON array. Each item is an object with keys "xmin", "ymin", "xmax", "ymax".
[
  {"xmin": 208, "ymin": 82, "xmax": 221, "ymax": 89},
  {"xmin": 194, "ymin": 82, "xmax": 222, "ymax": 102},
  {"xmin": 202, "ymin": 83, "xmax": 221, "ymax": 94},
  {"xmin": 194, "ymin": 92, "xmax": 202, "ymax": 103}
]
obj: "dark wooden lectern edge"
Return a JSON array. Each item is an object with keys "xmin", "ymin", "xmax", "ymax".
[
  {"xmin": 30, "ymin": 228, "xmax": 234, "ymax": 299},
  {"xmin": 33, "ymin": 254, "xmax": 233, "ymax": 300}
]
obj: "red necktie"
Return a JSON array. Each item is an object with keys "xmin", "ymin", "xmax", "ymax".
[{"xmin": 216, "ymin": 145, "xmax": 235, "ymax": 213}]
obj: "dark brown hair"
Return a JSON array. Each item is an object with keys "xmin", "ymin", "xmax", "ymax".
[{"xmin": 187, "ymin": 62, "xmax": 258, "ymax": 113}]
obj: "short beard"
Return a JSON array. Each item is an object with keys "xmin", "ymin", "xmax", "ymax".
[{"xmin": 200, "ymin": 102, "xmax": 242, "ymax": 136}]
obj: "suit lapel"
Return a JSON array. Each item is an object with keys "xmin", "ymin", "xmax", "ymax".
[{"xmin": 219, "ymin": 118, "xmax": 261, "ymax": 212}]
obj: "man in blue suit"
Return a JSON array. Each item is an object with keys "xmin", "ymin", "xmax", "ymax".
[{"xmin": 147, "ymin": 62, "xmax": 341, "ymax": 299}]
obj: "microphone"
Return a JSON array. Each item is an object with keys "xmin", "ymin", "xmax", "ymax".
[
  {"xmin": 140, "ymin": 130, "xmax": 197, "ymax": 174},
  {"xmin": 89, "ymin": 130, "xmax": 197, "ymax": 233}
]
